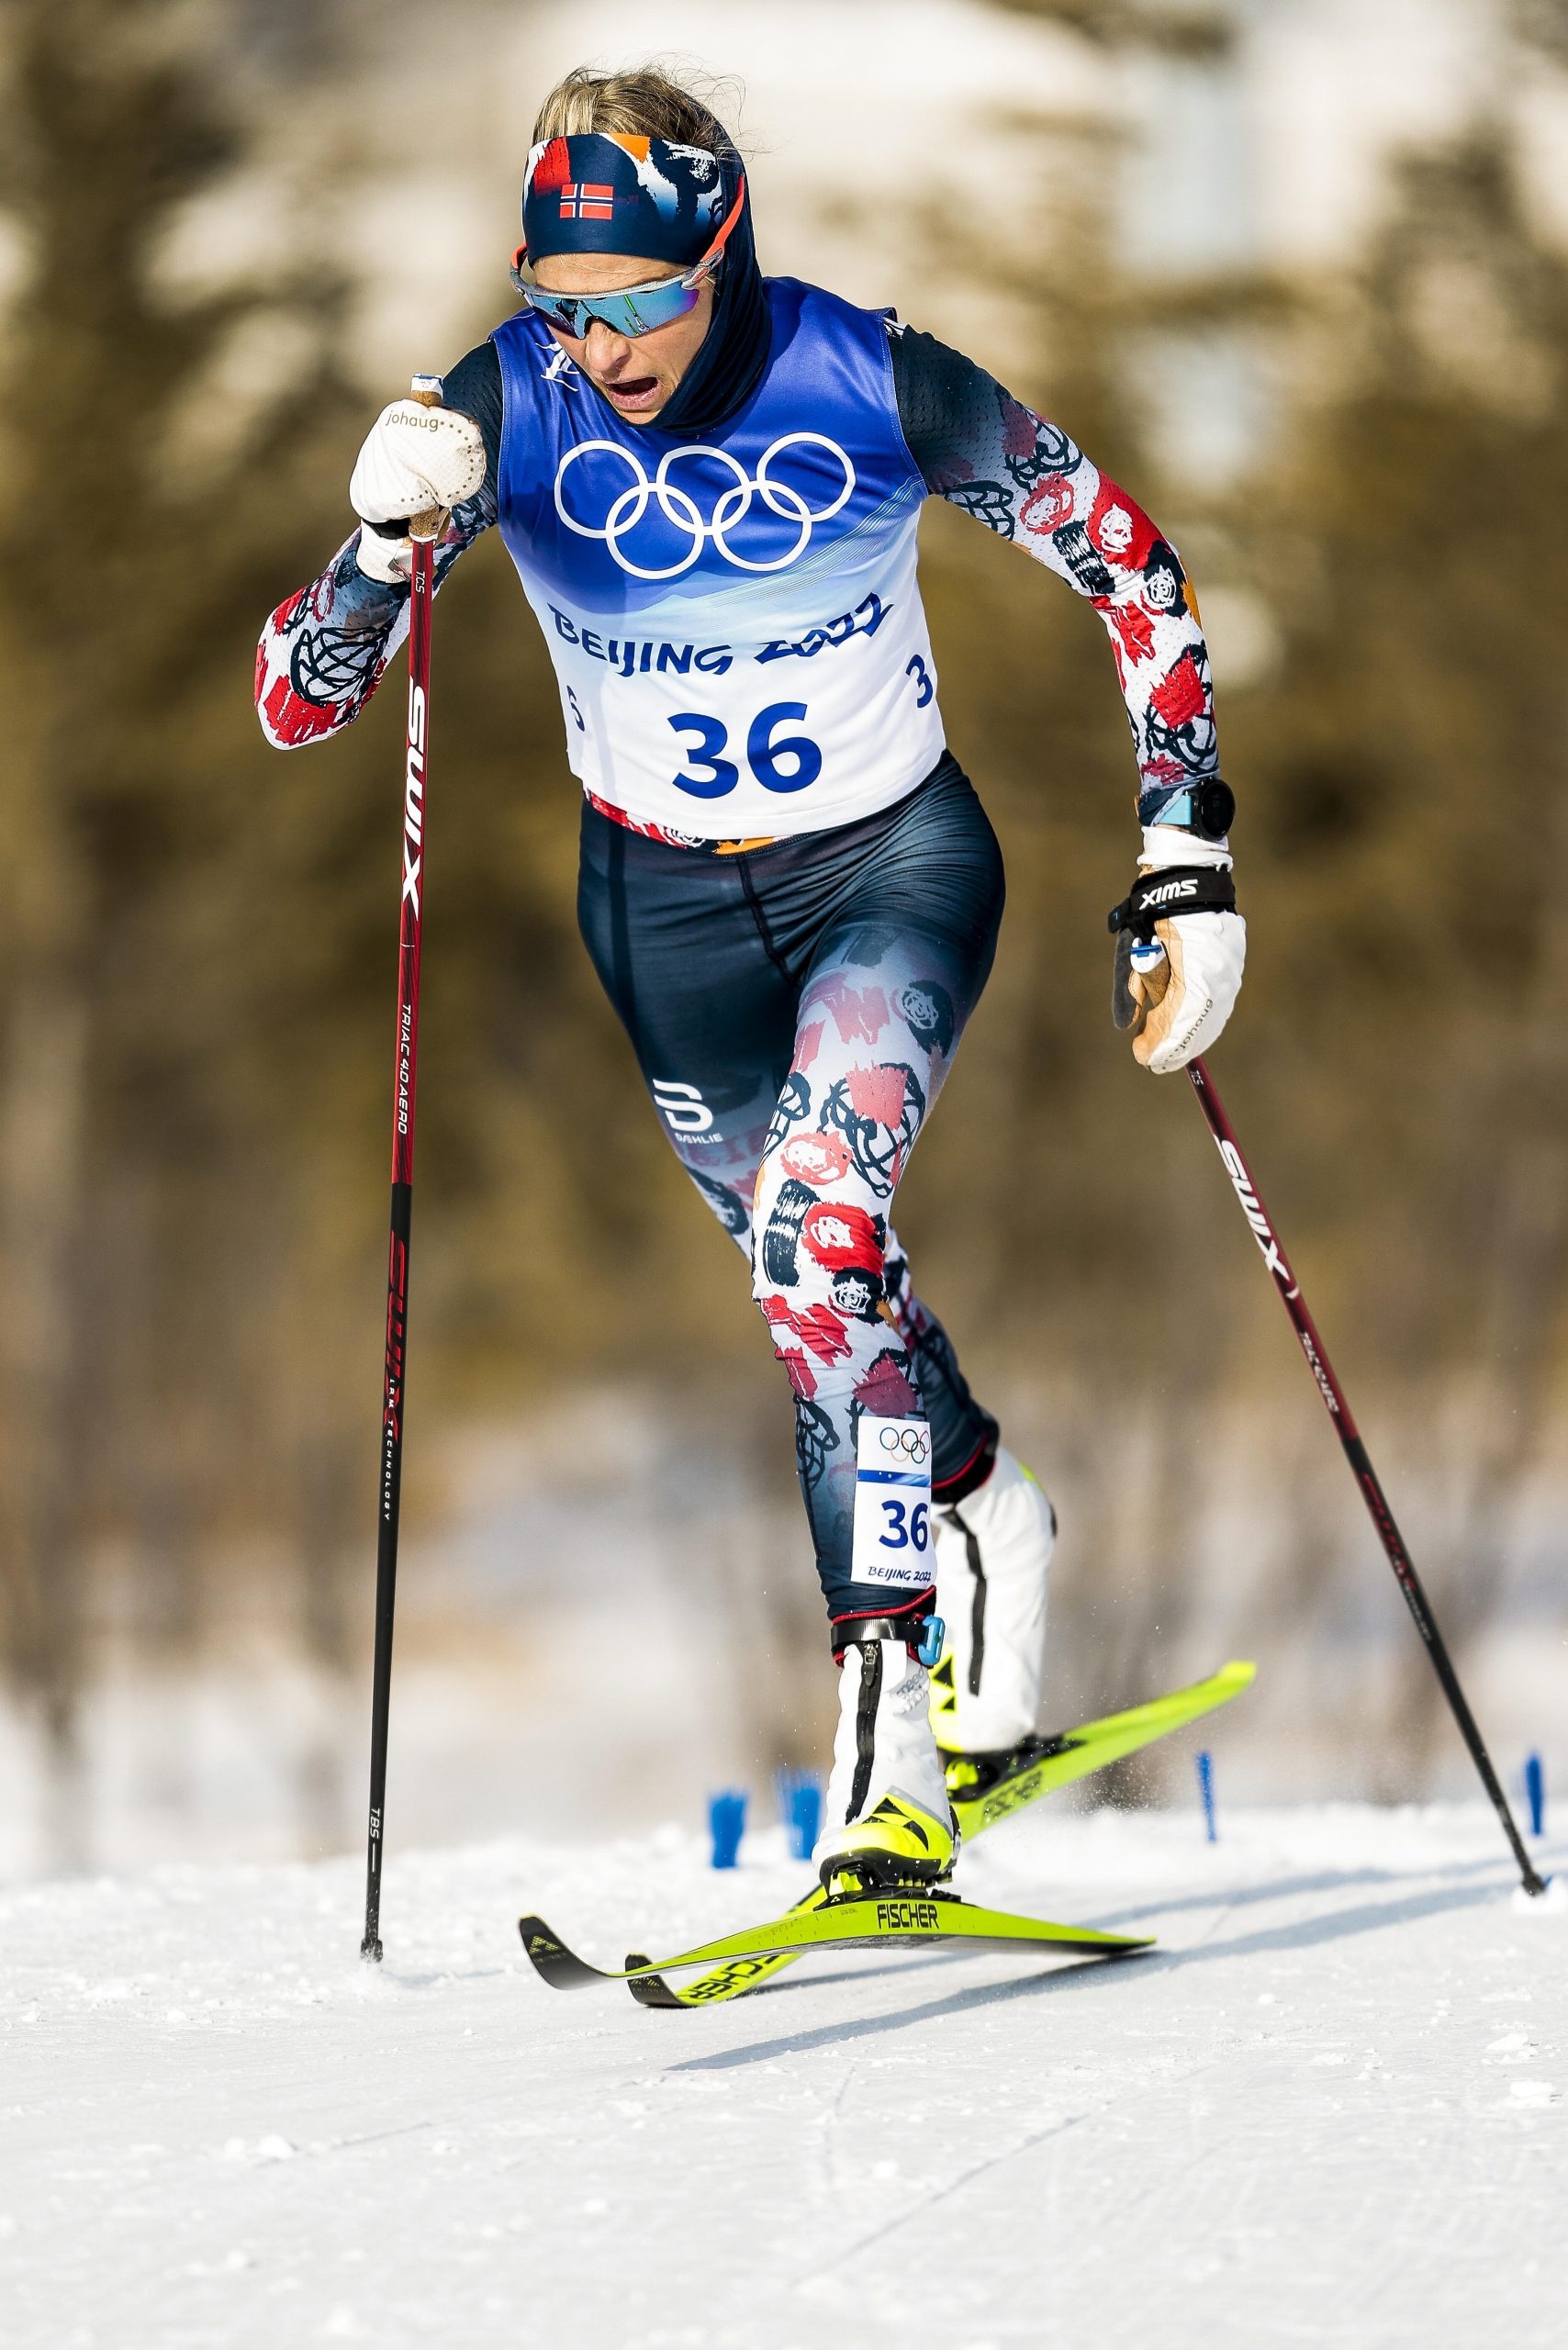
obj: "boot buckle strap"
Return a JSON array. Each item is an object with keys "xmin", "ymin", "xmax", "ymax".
[{"xmin": 832, "ymin": 1609, "xmax": 946, "ymax": 1667}]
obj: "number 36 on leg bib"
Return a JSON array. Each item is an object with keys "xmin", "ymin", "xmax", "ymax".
[{"xmin": 852, "ymin": 1416, "xmax": 933, "ymax": 1588}]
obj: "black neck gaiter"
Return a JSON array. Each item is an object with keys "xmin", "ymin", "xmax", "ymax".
[{"xmin": 646, "ymin": 149, "xmax": 770, "ymax": 440}]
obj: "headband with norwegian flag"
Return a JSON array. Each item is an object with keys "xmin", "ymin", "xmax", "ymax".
[{"xmin": 521, "ymin": 132, "xmax": 736, "ymax": 266}]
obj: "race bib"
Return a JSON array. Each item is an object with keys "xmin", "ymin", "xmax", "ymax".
[
  {"xmin": 491, "ymin": 283, "xmax": 946, "ymax": 841},
  {"xmin": 851, "ymin": 1416, "xmax": 933, "ymax": 1588}
]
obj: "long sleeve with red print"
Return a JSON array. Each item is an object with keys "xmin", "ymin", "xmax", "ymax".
[
  {"xmin": 887, "ymin": 322, "xmax": 1218, "ymax": 822},
  {"xmin": 254, "ymin": 343, "xmax": 500, "ymax": 750},
  {"xmin": 254, "ymin": 498, "xmax": 491, "ymax": 750}
]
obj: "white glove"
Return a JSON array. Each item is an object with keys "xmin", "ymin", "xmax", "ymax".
[
  {"xmin": 349, "ymin": 397, "xmax": 486, "ymax": 584},
  {"xmin": 1111, "ymin": 825, "xmax": 1246, "ymax": 1074}
]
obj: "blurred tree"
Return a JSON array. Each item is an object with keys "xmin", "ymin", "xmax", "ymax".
[
  {"xmin": 1218, "ymin": 129, "xmax": 1568, "ymax": 1778},
  {"xmin": 1514, "ymin": 0, "xmax": 1568, "ymax": 65},
  {"xmin": 0, "ymin": 0, "xmax": 375, "ymax": 1855},
  {"xmin": 5, "ymin": 0, "xmax": 1564, "ymax": 1862},
  {"xmin": 987, "ymin": 0, "xmax": 1234, "ymax": 56},
  {"xmin": 0, "ymin": 0, "xmax": 818, "ymax": 1856},
  {"xmin": 915, "ymin": 3, "xmax": 1568, "ymax": 1785}
]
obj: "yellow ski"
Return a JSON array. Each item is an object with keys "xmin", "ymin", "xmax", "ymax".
[
  {"xmin": 519, "ymin": 1886, "xmax": 1152, "ymax": 1998},
  {"xmin": 610, "ymin": 1658, "xmax": 1253, "ymax": 2009}
]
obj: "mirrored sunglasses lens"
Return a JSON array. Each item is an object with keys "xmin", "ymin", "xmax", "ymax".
[
  {"xmin": 525, "ymin": 278, "xmax": 698, "ymax": 339},
  {"xmin": 623, "ymin": 284, "xmax": 698, "ymax": 334},
  {"xmin": 596, "ymin": 295, "xmax": 645, "ymax": 338},
  {"xmin": 524, "ymin": 288, "xmax": 581, "ymax": 331}
]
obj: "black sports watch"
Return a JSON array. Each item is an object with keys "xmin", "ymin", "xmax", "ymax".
[{"xmin": 1138, "ymin": 778, "xmax": 1236, "ymax": 840}]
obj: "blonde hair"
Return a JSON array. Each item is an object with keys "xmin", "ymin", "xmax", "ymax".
[{"xmin": 532, "ymin": 62, "xmax": 740, "ymax": 158}]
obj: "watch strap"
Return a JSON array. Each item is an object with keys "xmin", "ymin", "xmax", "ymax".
[{"xmin": 1137, "ymin": 778, "xmax": 1236, "ymax": 839}]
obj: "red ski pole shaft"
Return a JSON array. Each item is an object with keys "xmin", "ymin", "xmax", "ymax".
[
  {"xmin": 1186, "ymin": 1055, "xmax": 1546, "ymax": 1897},
  {"xmin": 361, "ymin": 380, "xmax": 442, "ymax": 1963}
]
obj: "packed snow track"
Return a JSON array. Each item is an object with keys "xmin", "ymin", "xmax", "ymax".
[{"xmin": 3, "ymin": 1802, "xmax": 1563, "ymax": 2347}]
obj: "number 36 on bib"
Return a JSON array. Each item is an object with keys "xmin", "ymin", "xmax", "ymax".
[
  {"xmin": 668, "ymin": 702, "xmax": 822, "ymax": 800},
  {"xmin": 852, "ymin": 1415, "xmax": 933, "ymax": 1588}
]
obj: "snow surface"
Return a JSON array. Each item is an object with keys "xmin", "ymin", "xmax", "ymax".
[{"xmin": 4, "ymin": 1802, "xmax": 1564, "ymax": 2349}]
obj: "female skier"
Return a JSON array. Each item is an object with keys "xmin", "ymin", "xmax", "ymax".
[{"xmin": 256, "ymin": 65, "xmax": 1244, "ymax": 1891}]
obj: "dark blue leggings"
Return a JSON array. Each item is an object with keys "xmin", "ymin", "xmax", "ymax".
[{"xmin": 577, "ymin": 754, "xmax": 1006, "ymax": 1621}]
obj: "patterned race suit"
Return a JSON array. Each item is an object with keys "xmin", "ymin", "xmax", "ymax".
[
  {"xmin": 577, "ymin": 758, "xmax": 1002, "ymax": 1616},
  {"xmin": 255, "ymin": 288, "xmax": 1226, "ymax": 1619}
]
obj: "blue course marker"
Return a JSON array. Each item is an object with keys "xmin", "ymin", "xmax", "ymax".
[
  {"xmin": 790, "ymin": 1777, "xmax": 823, "ymax": 1860},
  {"xmin": 1524, "ymin": 1752, "xmax": 1545, "ymax": 1838},
  {"xmin": 1196, "ymin": 1749, "xmax": 1217, "ymax": 1843},
  {"xmin": 774, "ymin": 1768, "xmax": 823, "ymax": 1862},
  {"xmin": 708, "ymin": 1788, "xmax": 747, "ymax": 1869}
]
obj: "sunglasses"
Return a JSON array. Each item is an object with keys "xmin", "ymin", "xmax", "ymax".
[
  {"xmin": 512, "ymin": 255, "xmax": 717, "ymax": 341},
  {"xmin": 510, "ymin": 174, "xmax": 745, "ymax": 342}
]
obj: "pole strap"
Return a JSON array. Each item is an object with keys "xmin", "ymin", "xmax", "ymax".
[{"xmin": 1107, "ymin": 866, "xmax": 1237, "ymax": 946}]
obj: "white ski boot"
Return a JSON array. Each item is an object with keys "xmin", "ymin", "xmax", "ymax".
[
  {"xmin": 930, "ymin": 1446, "xmax": 1054, "ymax": 1796},
  {"xmin": 814, "ymin": 1623, "xmax": 958, "ymax": 1891}
]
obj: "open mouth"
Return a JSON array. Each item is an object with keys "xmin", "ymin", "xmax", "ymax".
[{"xmin": 601, "ymin": 374, "xmax": 661, "ymax": 409}]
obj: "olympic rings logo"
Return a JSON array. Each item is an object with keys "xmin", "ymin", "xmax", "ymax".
[
  {"xmin": 554, "ymin": 433, "xmax": 857, "ymax": 581},
  {"xmin": 878, "ymin": 1424, "xmax": 930, "ymax": 1464}
]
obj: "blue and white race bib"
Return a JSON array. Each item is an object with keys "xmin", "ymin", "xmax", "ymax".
[
  {"xmin": 851, "ymin": 1415, "xmax": 933, "ymax": 1589},
  {"xmin": 493, "ymin": 280, "xmax": 945, "ymax": 838}
]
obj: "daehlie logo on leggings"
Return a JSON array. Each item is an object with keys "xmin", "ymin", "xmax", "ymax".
[{"xmin": 652, "ymin": 1080, "xmax": 712, "ymax": 1134}]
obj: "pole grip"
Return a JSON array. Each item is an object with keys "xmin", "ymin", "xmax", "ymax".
[{"xmin": 407, "ymin": 372, "xmax": 445, "ymax": 543}]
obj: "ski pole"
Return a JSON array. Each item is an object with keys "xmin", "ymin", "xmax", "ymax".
[
  {"xmin": 1186, "ymin": 1054, "xmax": 1548, "ymax": 1897},
  {"xmin": 360, "ymin": 376, "xmax": 444, "ymax": 1963}
]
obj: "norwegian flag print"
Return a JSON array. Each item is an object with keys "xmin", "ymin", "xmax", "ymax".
[{"xmin": 559, "ymin": 184, "xmax": 615, "ymax": 220}]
